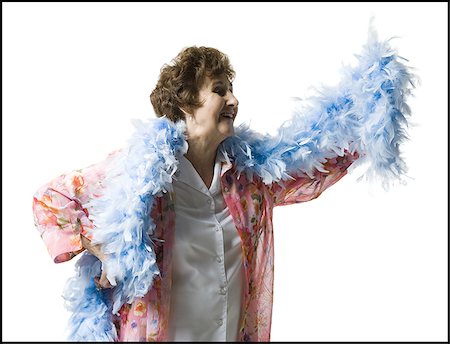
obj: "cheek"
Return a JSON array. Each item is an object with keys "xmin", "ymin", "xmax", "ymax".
[
  {"xmin": 195, "ymin": 108, "xmax": 215, "ymax": 123},
  {"xmin": 194, "ymin": 98, "xmax": 224, "ymax": 125}
]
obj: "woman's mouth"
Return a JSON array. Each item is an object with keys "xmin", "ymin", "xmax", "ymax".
[{"xmin": 220, "ymin": 112, "xmax": 234, "ymax": 120}]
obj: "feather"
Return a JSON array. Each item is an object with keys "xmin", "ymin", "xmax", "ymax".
[
  {"xmin": 63, "ymin": 117, "xmax": 188, "ymax": 340},
  {"xmin": 64, "ymin": 25, "xmax": 417, "ymax": 340},
  {"xmin": 63, "ymin": 253, "xmax": 117, "ymax": 341},
  {"xmin": 221, "ymin": 25, "xmax": 417, "ymax": 189}
]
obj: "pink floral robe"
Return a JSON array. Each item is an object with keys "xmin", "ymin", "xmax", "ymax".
[{"xmin": 33, "ymin": 151, "xmax": 357, "ymax": 341}]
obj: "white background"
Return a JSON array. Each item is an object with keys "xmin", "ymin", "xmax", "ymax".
[{"xmin": 3, "ymin": 2, "xmax": 447, "ymax": 342}]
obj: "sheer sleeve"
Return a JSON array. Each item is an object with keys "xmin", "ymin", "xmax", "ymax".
[
  {"xmin": 32, "ymin": 151, "xmax": 119, "ymax": 263},
  {"xmin": 270, "ymin": 151, "xmax": 358, "ymax": 206},
  {"xmin": 221, "ymin": 28, "xmax": 416, "ymax": 189}
]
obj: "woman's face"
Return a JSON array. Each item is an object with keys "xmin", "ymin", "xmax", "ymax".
[{"xmin": 184, "ymin": 74, "xmax": 239, "ymax": 146}]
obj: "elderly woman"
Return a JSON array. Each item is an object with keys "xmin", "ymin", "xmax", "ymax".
[{"xmin": 32, "ymin": 30, "xmax": 415, "ymax": 342}]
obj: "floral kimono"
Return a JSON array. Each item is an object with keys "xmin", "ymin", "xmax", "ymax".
[{"xmin": 32, "ymin": 29, "xmax": 415, "ymax": 341}]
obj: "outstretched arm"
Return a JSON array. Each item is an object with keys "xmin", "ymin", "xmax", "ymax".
[{"xmin": 221, "ymin": 26, "xmax": 417, "ymax": 190}]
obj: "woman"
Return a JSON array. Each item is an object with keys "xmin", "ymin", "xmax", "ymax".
[{"xmin": 32, "ymin": 29, "xmax": 416, "ymax": 342}]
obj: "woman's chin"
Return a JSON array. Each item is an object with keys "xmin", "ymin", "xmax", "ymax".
[{"xmin": 218, "ymin": 122, "xmax": 235, "ymax": 137}]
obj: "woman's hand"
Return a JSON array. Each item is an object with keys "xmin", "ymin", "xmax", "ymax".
[
  {"xmin": 94, "ymin": 269, "xmax": 113, "ymax": 289},
  {"xmin": 80, "ymin": 234, "xmax": 113, "ymax": 289}
]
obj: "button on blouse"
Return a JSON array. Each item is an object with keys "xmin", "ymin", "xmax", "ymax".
[{"xmin": 168, "ymin": 153, "xmax": 244, "ymax": 341}]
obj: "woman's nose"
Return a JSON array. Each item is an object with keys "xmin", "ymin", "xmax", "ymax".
[{"xmin": 227, "ymin": 91, "xmax": 239, "ymax": 107}]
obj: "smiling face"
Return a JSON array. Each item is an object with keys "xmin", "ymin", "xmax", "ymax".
[{"xmin": 184, "ymin": 73, "xmax": 239, "ymax": 147}]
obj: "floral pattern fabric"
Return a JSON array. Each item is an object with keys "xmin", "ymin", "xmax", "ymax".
[{"xmin": 33, "ymin": 152, "xmax": 357, "ymax": 341}]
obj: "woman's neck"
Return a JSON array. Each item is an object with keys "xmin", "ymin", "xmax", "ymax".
[{"xmin": 184, "ymin": 139, "xmax": 219, "ymax": 189}]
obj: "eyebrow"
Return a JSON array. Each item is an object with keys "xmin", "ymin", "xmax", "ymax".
[{"xmin": 212, "ymin": 80, "xmax": 233, "ymax": 90}]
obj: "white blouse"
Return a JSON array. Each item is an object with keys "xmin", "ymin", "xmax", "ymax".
[{"xmin": 168, "ymin": 154, "xmax": 244, "ymax": 341}]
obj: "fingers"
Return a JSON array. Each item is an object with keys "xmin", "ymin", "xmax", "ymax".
[{"xmin": 94, "ymin": 271, "xmax": 113, "ymax": 290}]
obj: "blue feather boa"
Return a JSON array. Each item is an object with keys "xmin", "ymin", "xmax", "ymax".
[
  {"xmin": 63, "ymin": 27, "xmax": 416, "ymax": 341},
  {"xmin": 222, "ymin": 27, "xmax": 416, "ymax": 187}
]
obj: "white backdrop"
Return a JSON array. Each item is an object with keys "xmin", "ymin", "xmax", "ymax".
[{"xmin": 3, "ymin": 2, "xmax": 448, "ymax": 342}]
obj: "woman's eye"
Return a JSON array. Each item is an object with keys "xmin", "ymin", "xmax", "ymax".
[{"xmin": 214, "ymin": 88, "xmax": 226, "ymax": 96}]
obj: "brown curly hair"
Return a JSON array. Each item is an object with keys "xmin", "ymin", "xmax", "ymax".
[{"xmin": 150, "ymin": 46, "xmax": 235, "ymax": 122}]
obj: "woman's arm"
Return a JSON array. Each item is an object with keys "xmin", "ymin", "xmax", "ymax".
[
  {"xmin": 32, "ymin": 151, "xmax": 119, "ymax": 264},
  {"xmin": 80, "ymin": 234, "xmax": 113, "ymax": 289},
  {"xmin": 268, "ymin": 151, "xmax": 358, "ymax": 206},
  {"xmin": 222, "ymin": 28, "xmax": 417, "ymax": 189}
]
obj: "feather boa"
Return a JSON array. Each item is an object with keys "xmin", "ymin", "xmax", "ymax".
[
  {"xmin": 222, "ymin": 25, "xmax": 417, "ymax": 188},
  {"xmin": 63, "ymin": 27, "xmax": 416, "ymax": 341}
]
